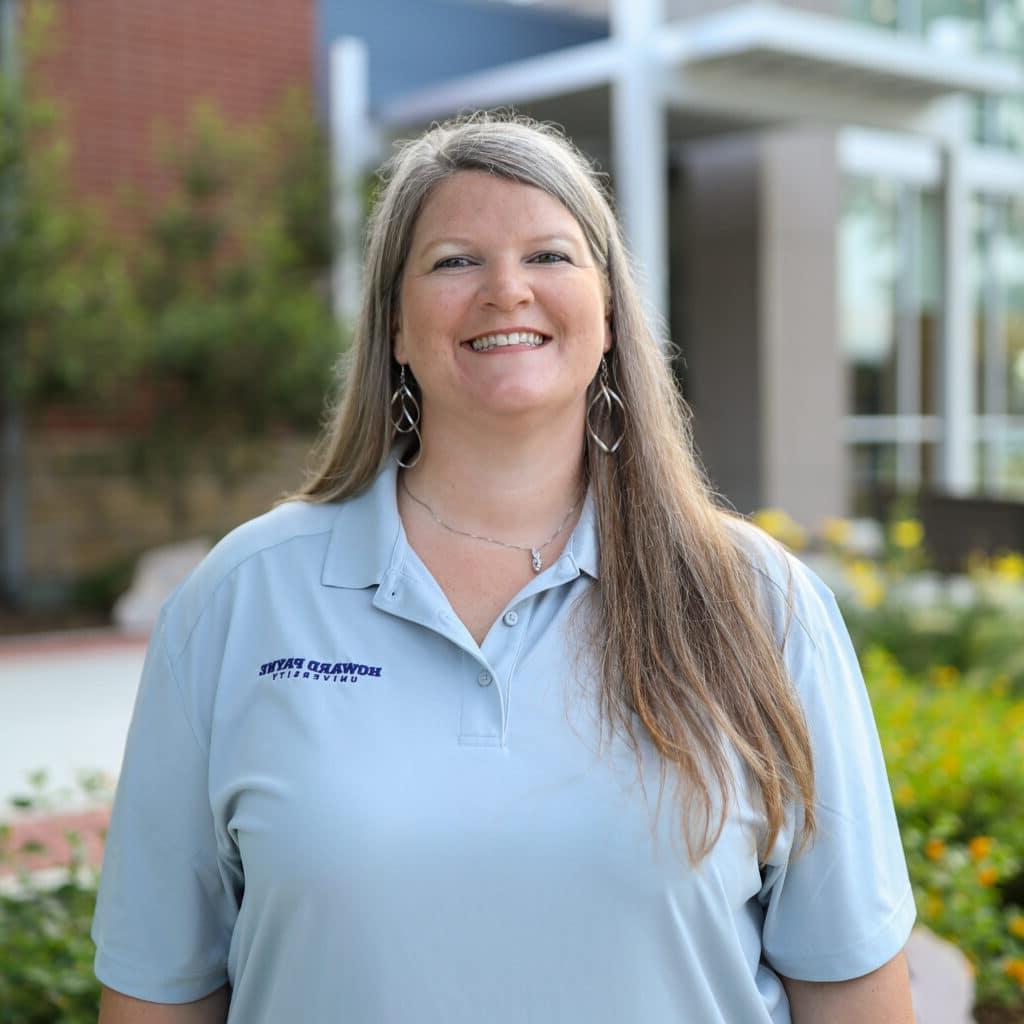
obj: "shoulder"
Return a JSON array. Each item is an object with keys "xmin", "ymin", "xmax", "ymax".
[
  {"xmin": 161, "ymin": 499, "xmax": 342, "ymax": 653},
  {"xmin": 721, "ymin": 513, "xmax": 843, "ymax": 657}
]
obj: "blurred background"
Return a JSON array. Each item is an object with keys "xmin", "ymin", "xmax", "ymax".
[
  {"xmin": 2, "ymin": 0, "xmax": 1023, "ymax": 623},
  {"xmin": 0, "ymin": 0, "xmax": 1023, "ymax": 1020}
]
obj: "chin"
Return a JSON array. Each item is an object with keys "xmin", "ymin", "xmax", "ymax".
[{"xmin": 483, "ymin": 391, "xmax": 585, "ymax": 426}]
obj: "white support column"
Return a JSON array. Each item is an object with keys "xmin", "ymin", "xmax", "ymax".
[
  {"xmin": 939, "ymin": 143, "xmax": 974, "ymax": 494},
  {"xmin": 329, "ymin": 37, "xmax": 374, "ymax": 328},
  {"xmin": 610, "ymin": 0, "xmax": 669, "ymax": 336}
]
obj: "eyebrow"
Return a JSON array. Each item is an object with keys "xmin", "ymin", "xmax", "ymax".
[{"xmin": 418, "ymin": 234, "xmax": 583, "ymax": 253}]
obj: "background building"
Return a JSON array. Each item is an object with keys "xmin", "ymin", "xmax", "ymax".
[
  {"xmin": 323, "ymin": 0, "xmax": 1024, "ymax": 537},
  {"xmin": 2, "ymin": 0, "xmax": 1023, "ymax": 604}
]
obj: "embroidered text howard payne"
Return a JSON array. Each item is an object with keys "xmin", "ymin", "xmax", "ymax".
[{"xmin": 259, "ymin": 657, "xmax": 383, "ymax": 683}]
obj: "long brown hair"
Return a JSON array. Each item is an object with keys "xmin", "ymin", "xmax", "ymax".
[{"xmin": 293, "ymin": 112, "xmax": 815, "ymax": 861}]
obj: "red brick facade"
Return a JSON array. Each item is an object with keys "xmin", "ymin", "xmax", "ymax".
[{"xmin": 27, "ymin": 0, "xmax": 313, "ymax": 217}]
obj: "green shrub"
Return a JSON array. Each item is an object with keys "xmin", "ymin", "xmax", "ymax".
[
  {"xmin": 0, "ymin": 874, "xmax": 100, "ymax": 1023},
  {"xmin": 866, "ymin": 648, "xmax": 1024, "ymax": 1011},
  {"xmin": 0, "ymin": 775, "xmax": 104, "ymax": 1022}
]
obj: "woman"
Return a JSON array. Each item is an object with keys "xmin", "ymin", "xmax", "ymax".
[{"xmin": 93, "ymin": 113, "xmax": 915, "ymax": 1023}]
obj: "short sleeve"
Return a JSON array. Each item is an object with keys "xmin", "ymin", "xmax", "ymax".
[
  {"xmin": 758, "ymin": 562, "xmax": 916, "ymax": 982},
  {"xmin": 91, "ymin": 611, "xmax": 240, "ymax": 1003}
]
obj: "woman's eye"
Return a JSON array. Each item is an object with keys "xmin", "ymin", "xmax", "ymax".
[
  {"xmin": 433, "ymin": 256, "xmax": 473, "ymax": 270},
  {"xmin": 530, "ymin": 251, "xmax": 570, "ymax": 264}
]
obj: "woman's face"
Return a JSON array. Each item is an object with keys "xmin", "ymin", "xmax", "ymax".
[{"xmin": 394, "ymin": 170, "xmax": 611, "ymax": 435}]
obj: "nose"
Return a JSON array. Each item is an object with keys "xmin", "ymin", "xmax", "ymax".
[{"xmin": 480, "ymin": 257, "xmax": 533, "ymax": 311}]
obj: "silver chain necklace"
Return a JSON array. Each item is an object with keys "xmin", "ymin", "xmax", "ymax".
[{"xmin": 400, "ymin": 476, "xmax": 582, "ymax": 573}]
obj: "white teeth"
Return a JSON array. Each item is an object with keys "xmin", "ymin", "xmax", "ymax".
[{"xmin": 469, "ymin": 331, "xmax": 547, "ymax": 352}]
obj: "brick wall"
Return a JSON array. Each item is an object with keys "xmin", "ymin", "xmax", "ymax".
[
  {"xmin": 28, "ymin": 0, "xmax": 314, "ymax": 219},
  {"xmin": 13, "ymin": 1, "xmax": 318, "ymax": 600},
  {"xmin": 25, "ymin": 430, "xmax": 316, "ymax": 597}
]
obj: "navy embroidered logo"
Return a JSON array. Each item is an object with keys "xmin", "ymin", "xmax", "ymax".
[{"xmin": 259, "ymin": 657, "xmax": 382, "ymax": 683}]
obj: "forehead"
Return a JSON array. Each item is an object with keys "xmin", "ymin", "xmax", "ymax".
[{"xmin": 409, "ymin": 170, "xmax": 585, "ymax": 245}]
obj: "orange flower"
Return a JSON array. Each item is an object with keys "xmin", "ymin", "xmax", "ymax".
[
  {"xmin": 1005, "ymin": 959, "xmax": 1024, "ymax": 987},
  {"xmin": 978, "ymin": 866, "xmax": 998, "ymax": 887},
  {"xmin": 894, "ymin": 783, "xmax": 914, "ymax": 806},
  {"xmin": 968, "ymin": 836, "xmax": 993, "ymax": 861},
  {"xmin": 1009, "ymin": 916, "xmax": 1024, "ymax": 940},
  {"xmin": 924, "ymin": 838, "xmax": 946, "ymax": 861},
  {"xmin": 930, "ymin": 665, "xmax": 960, "ymax": 689}
]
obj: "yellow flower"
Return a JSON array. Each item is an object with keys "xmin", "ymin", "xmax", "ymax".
[
  {"xmin": 820, "ymin": 517, "xmax": 851, "ymax": 548},
  {"xmin": 924, "ymin": 838, "xmax": 946, "ymax": 861},
  {"xmin": 924, "ymin": 893, "xmax": 944, "ymax": 919},
  {"xmin": 847, "ymin": 560, "xmax": 886, "ymax": 609},
  {"xmin": 894, "ymin": 783, "xmax": 914, "ymax": 806},
  {"xmin": 992, "ymin": 552, "xmax": 1024, "ymax": 582},
  {"xmin": 889, "ymin": 518, "xmax": 924, "ymax": 550},
  {"xmin": 753, "ymin": 508, "xmax": 789, "ymax": 538},
  {"xmin": 968, "ymin": 836, "xmax": 993, "ymax": 861},
  {"xmin": 1004, "ymin": 958, "xmax": 1024, "ymax": 987},
  {"xmin": 1008, "ymin": 916, "xmax": 1024, "ymax": 940},
  {"xmin": 939, "ymin": 752, "xmax": 961, "ymax": 775},
  {"xmin": 978, "ymin": 866, "xmax": 998, "ymax": 887},
  {"xmin": 752, "ymin": 508, "xmax": 808, "ymax": 550},
  {"xmin": 930, "ymin": 665, "xmax": 960, "ymax": 689}
]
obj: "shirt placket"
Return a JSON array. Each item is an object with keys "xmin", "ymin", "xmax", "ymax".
[{"xmin": 373, "ymin": 556, "xmax": 582, "ymax": 749}]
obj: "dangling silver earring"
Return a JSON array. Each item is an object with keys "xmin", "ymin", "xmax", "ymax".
[
  {"xmin": 586, "ymin": 356, "xmax": 626, "ymax": 454},
  {"xmin": 390, "ymin": 364, "xmax": 422, "ymax": 469}
]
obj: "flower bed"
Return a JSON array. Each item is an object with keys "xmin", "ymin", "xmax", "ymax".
[
  {"xmin": 754, "ymin": 507, "xmax": 1024, "ymax": 1017},
  {"xmin": 866, "ymin": 648, "xmax": 1024, "ymax": 1014}
]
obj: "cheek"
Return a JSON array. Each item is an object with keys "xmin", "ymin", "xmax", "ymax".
[
  {"xmin": 404, "ymin": 282, "xmax": 466, "ymax": 336},
  {"xmin": 564, "ymin": 284, "xmax": 611, "ymax": 340}
]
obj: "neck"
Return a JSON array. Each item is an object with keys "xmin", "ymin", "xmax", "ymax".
[{"xmin": 400, "ymin": 415, "xmax": 586, "ymax": 541}]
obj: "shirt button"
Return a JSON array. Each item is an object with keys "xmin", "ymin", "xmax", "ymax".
[
  {"xmin": 502, "ymin": 610, "xmax": 519, "ymax": 626},
  {"xmin": 477, "ymin": 671, "xmax": 493, "ymax": 687}
]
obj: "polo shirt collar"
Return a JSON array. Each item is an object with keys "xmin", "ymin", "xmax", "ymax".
[
  {"xmin": 321, "ymin": 451, "xmax": 601, "ymax": 589},
  {"xmin": 568, "ymin": 489, "xmax": 599, "ymax": 579},
  {"xmin": 321, "ymin": 455, "xmax": 404, "ymax": 589}
]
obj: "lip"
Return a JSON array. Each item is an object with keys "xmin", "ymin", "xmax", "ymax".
[{"xmin": 461, "ymin": 326, "xmax": 552, "ymax": 345}]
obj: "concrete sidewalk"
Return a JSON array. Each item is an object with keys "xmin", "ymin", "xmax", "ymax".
[{"xmin": 0, "ymin": 631, "xmax": 145, "ymax": 817}]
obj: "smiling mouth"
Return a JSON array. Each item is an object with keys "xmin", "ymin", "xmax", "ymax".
[{"xmin": 463, "ymin": 330, "xmax": 550, "ymax": 353}]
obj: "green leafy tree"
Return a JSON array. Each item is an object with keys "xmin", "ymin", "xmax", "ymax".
[
  {"xmin": 0, "ymin": 4, "xmax": 134, "ymax": 604},
  {"xmin": 121, "ymin": 92, "xmax": 342, "ymax": 523}
]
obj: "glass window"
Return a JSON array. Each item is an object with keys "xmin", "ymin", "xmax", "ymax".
[
  {"xmin": 841, "ymin": 178, "xmax": 899, "ymax": 415},
  {"xmin": 842, "ymin": 178, "xmax": 944, "ymax": 503},
  {"xmin": 850, "ymin": 443, "xmax": 900, "ymax": 515},
  {"xmin": 996, "ymin": 97, "xmax": 1024, "ymax": 155},
  {"xmin": 974, "ymin": 195, "xmax": 1024, "ymax": 495},
  {"xmin": 918, "ymin": 190, "xmax": 943, "ymax": 417},
  {"xmin": 974, "ymin": 95, "xmax": 1024, "ymax": 154},
  {"xmin": 973, "ymin": 195, "xmax": 992, "ymax": 416},
  {"xmin": 975, "ymin": 438, "xmax": 1024, "ymax": 497},
  {"xmin": 999, "ymin": 197, "xmax": 1024, "ymax": 415},
  {"xmin": 847, "ymin": 0, "xmax": 900, "ymax": 29},
  {"xmin": 988, "ymin": 0, "xmax": 1023, "ymax": 55},
  {"xmin": 922, "ymin": 0, "xmax": 987, "ymax": 51}
]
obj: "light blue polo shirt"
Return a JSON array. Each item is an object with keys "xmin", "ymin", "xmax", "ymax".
[{"xmin": 92, "ymin": 454, "xmax": 914, "ymax": 1022}]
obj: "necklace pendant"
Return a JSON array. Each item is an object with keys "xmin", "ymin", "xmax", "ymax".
[{"xmin": 531, "ymin": 549, "xmax": 543, "ymax": 573}]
